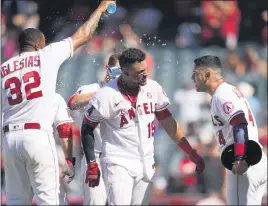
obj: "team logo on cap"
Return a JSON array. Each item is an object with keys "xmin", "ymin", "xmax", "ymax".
[{"xmin": 223, "ymin": 102, "xmax": 234, "ymax": 114}]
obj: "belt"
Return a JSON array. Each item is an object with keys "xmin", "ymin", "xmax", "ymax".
[{"xmin": 3, "ymin": 123, "xmax": 41, "ymax": 134}]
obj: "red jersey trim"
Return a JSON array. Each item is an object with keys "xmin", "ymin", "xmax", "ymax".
[
  {"xmin": 155, "ymin": 108, "xmax": 172, "ymax": 120},
  {"xmin": 57, "ymin": 123, "xmax": 72, "ymax": 139},
  {"xmin": 67, "ymin": 94, "xmax": 78, "ymax": 109},
  {"xmin": 83, "ymin": 116, "xmax": 99, "ymax": 128},
  {"xmin": 229, "ymin": 113, "xmax": 248, "ymax": 127}
]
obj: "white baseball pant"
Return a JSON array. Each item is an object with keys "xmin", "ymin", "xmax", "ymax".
[
  {"xmin": 101, "ymin": 162, "xmax": 153, "ymax": 205},
  {"xmin": 3, "ymin": 130, "xmax": 60, "ymax": 205},
  {"xmin": 226, "ymin": 151, "xmax": 267, "ymax": 205},
  {"xmin": 81, "ymin": 154, "xmax": 107, "ymax": 205},
  {"xmin": 59, "ymin": 179, "xmax": 68, "ymax": 205}
]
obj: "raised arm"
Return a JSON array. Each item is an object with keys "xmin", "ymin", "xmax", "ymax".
[
  {"xmin": 68, "ymin": 92, "xmax": 95, "ymax": 110},
  {"xmin": 70, "ymin": 1, "xmax": 115, "ymax": 51}
]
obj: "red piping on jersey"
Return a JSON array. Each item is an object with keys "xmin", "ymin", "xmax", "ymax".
[
  {"xmin": 155, "ymin": 108, "xmax": 171, "ymax": 120},
  {"xmin": 68, "ymin": 94, "xmax": 78, "ymax": 110},
  {"xmin": 230, "ymin": 113, "xmax": 248, "ymax": 127},
  {"xmin": 83, "ymin": 116, "xmax": 99, "ymax": 128},
  {"xmin": 57, "ymin": 123, "xmax": 72, "ymax": 139}
]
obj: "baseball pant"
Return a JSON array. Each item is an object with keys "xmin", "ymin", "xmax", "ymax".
[
  {"xmin": 101, "ymin": 162, "xmax": 153, "ymax": 205},
  {"xmin": 226, "ymin": 151, "xmax": 267, "ymax": 205},
  {"xmin": 3, "ymin": 130, "xmax": 60, "ymax": 205},
  {"xmin": 81, "ymin": 154, "xmax": 107, "ymax": 205},
  {"xmin": 59, "ymin": 179, "xmax": 68, "ymax": 205}
]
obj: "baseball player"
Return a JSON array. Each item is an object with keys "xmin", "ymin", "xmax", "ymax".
[
  {"xmin": 52, "ymin": 93, "xmax": 76, "ymax": 205},
  {"xmin": 81, "ymin": 48, "xmax": 205, "ymax": 205},
  {"xmin": 191, "ymin": 55, "xmax": 267, "ymax": 205},
  {"xmin": 68, "ymin": 54, "xmax": 121, "ymax": 205},
  {"xmin": 1, "ymin": 1, "xmax": 115, "ymax": 204}
]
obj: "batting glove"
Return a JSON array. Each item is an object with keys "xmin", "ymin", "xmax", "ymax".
[
  {"xmin": 188, "ymin": 149, "xmax": 205, "ymax": 174},
  {"xmin": 60, "ymin": 158, "xmax": 75, "ymax": 184},
  {"xmin": 85, "ymin": 162, "xmax": 100, "ymax": 187}
]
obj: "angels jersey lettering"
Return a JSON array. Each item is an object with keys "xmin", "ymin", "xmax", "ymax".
[
  {"xmin": 2, "ymin": 38, "xmax": 73, "ymax": 128},
  {"xmin": 210, "ymin": 83, "xmax": 261, "ymax": 154},
  {"xmin": 85, "ymin": 78, "xmax": 170, "ymax": 175}
]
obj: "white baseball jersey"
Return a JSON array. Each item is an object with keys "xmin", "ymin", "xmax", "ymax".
[
  {"xmin": 53, "ymin": 93, "xmax": 73, "ymax": 129},
  {"xmin": 73, "ymin": 83, "xmax": 103, "ymax": 153},
  {"xmin": 85, "ymin": 78, "xmax": 170, "ymax": 178},
  {"xmin": 210, "ymin": 82, "xmax": 261, "ymax": 154},
  {"xmin": 1, "ymin": 38, "xmax": 73, "ymax": 130}
]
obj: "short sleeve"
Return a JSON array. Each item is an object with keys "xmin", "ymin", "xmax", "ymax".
[
  {"xmin": 40, "ymin": 37, "xmax": 73, "ymax": 68},
  {"xmin": 76, "ymin": 84, "xmax": 101, "ymax": 94},
  {"xmin": 84, "ymin": 96, "xmax": 107, "ymax": 122},
  {"xmin": 215, "ymin": 94, "xmax": 244, "ymax": 123},
  {"xmin": 54, "ymin": 94, "xmax": 73, "ymax": 127},
  {"xmin": 155, "ymin": 83, "xmax": 170, "ymax": 112}
]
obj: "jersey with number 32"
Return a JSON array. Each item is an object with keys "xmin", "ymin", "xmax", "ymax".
[
  {"xmin": 210, "ymin": 82, "xmax": 261, "ymax": 154},
  {"xmin": 1, "ymin": 38, "xmax": 73, "ymax": 128}
]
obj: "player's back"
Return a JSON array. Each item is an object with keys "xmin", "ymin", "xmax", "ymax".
[{"xmin": 1, "ymin": 38, "xmax": 73, "ymax": 128}]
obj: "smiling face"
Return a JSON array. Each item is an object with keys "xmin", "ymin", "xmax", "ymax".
[{"xmin": 121, "ymin": 60, "xmax": 148, "ymax": 87}]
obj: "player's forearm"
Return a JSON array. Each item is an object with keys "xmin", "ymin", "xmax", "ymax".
[
  {"xmin": 81, "ymin": 122, "xmax": 96, "ymax": 163},
  {"xmin": 160, "ymin": 116, "xmax": 185, "ymax": 143},
  {"xmin": 160, "ymin": 116, "xmax": 194, "ymax": 154},
  {"xmin": 57, "ymin": 123, "xmax": 73, "ymax": 160},
  {"xmin": 69, "ymin": 92, "xmax": 95, "ymax": 110},
  {"xmin": 71, "ymin": 7, "xmax": 103, "ymax": 51},
  {"xmin": 60, "ymin": 138, "xmax": 73, "ymax": 160}
]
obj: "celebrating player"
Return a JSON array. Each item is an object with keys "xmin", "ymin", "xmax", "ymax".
[
  {"xmin": 68, "ymin": 54, "xmax": 121, "ymax": 205},
  {"xmin": 1, "ymin": 1, "xmax": 115, "ymax": 204},
  {"xmin": 81, "ymin": 48, "xmax": 205, "ymax": 205},
  {"xmin": 191, "ymin": 55, "xmax": 267, "ymax": 205},
  {"xmin": 52, "ymin": 93, "xmax": 75, "ymax": 205}
]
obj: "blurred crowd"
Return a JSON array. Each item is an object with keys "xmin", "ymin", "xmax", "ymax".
[{"xmin": 1, "ymin": 0, "xmax": 267, "ymax": 205}]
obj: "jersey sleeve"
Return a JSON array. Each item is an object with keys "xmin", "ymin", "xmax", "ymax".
[
  {"xmin": 54, "ymin": 94, "xmax": 73, "ymax": 127},
  {"xmin": 40, "ymin": 37, "xmax": 73, "ymax": 69},
  {"xmin": 84, "ymin": 89, "xmax": 110, "ymax": 122},
  {"xmin": 155, "ymin": 83, "xmax": 170, "ymax": 112},
  {"xmin": 214, "ymin": 93, "xmax": 244, "ymax": 123},
  {"xmin": 77, "ymin": 84, "xmax": 100, "ymax": 94}
]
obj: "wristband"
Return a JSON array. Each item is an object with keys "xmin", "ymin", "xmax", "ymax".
[
  {"xmin": 88, "ymin": 162, "xmax": 98, "ymax": 169},
  {"xmin": 234, "ymin": 143, "xmax": 246, "ymax": 157},
  {"xmin": 177, "ymin": 137, "xmax": 194, "ymax": 155},
  {"xmin": 66, "ymin": 157, "xmax": 76, "ymax": 166}
]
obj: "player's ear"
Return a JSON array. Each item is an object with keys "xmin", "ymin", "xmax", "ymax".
[
  {"xmin": 34, "ymin": 43, "xmax": 39, "ymax": 51},
  {"xmin": 205, "ymin": 71, "xmax": 210, "ymax": 79},
  {"xmin": 122, "ymin": 69, "xmax": 130, "ymax": 76}
]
